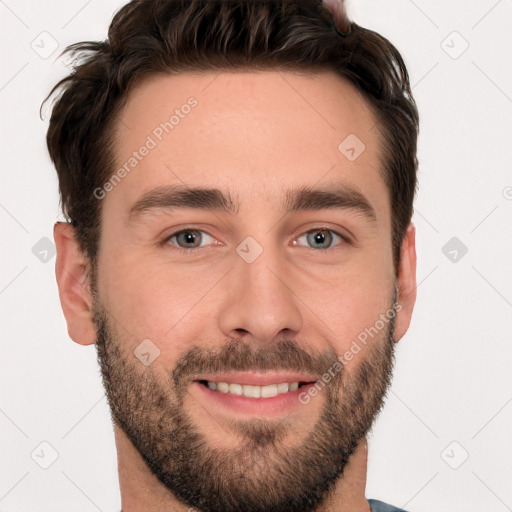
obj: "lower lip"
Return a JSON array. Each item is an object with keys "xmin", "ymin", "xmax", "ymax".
[{"xmin": 192, "ymin": 381, "xmax": 316, "ymax": 416}]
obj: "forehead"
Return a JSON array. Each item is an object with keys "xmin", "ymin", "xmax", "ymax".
[{"xmin": 106, "ymin": 70, "xmax": 389, "ymax": 222}]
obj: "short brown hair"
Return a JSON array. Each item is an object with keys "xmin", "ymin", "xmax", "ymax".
[{"xmin": 45, "ymin": 0, "xmax": 419, "ymax": 271}]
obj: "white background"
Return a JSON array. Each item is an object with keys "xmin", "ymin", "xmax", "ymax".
[{"xmin": 1, "ymin": 1, "xmax": 511, "ymax": 511}]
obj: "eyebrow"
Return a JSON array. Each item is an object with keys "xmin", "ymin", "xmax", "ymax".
[
  {"xmin": 128, "ymin": 183, "xmax": 377, "ymax": 222},
  {"xmin": 128, "ymin": 185, "xmax": 239, "ymax": 220},
  {"xmin": 285, "ymin": 185, "xmax": 376, "ymax": 221}
]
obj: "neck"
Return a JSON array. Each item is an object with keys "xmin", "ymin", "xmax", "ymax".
[
  {"xmin": 116, "ymin": 426, "xmax": 371, "ymax": 512},
  {"xmin": 315, "ymin": 437, "xmax": 371, "ymax": 512}
]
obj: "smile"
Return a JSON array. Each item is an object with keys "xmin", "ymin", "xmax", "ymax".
[{"xmin": 199, "ymin": 380, "xmax": 307, "ymax": 398}]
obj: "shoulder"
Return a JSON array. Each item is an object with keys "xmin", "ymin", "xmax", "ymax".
[{"xmin": 368, "ymin": 498, "xmax": 410, "ymax": 512}]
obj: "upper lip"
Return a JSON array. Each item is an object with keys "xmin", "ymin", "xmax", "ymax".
[{"xmin": 193, "ymin": 371, "xmax": 319, "ymax": 386}]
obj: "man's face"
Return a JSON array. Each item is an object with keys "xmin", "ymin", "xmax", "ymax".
[{"xmin": 90, "ymin": 70, "xmax": 405, "ymax": 511}]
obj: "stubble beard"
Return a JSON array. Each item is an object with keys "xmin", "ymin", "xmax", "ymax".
[{"xmin": 92, "ymin": 290, "xmax": 396, "ymax": 512}]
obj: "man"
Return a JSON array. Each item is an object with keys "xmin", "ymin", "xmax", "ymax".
[{"xmin": 48, "ymin": 0, "xmax": 419, "ymax": 510}]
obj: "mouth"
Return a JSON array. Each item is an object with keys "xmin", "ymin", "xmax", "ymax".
[
  {"xmin": 198, "ymin": 379, "xmax": 312, "ymax": 398},
  {"xmin": 189, "ymin": 372, "xmax": 320, "ymax": 417}
]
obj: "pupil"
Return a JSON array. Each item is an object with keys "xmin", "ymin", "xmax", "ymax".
[
  {"xmin": 180, "ymin": 230, "xmax": 200, "ymax": 247},
  {"xmin": 309, "ymin": 230, "xmax": 331, "ymax": 249}
]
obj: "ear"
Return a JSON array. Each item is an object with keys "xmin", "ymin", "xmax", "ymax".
[
  {"xmin": 54, "ymin": 222, "xmax": 97, "ymax": 346},
  {"xmin": 393, "ymin": 223, "xmax": 417, "ymax": 342}
]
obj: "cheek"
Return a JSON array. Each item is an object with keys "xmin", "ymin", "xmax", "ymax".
[
  {"xmin": 295, "ymin": 253, "xmax": 395, "ymax": 352},
  {"xmin": 98, "ymin": 253, "xmax": 223, "ymax": 350}
]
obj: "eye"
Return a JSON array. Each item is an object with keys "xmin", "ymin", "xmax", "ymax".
[
  {"xmin": 164, "ymin": 229, "xmax": 217, "ymax": 251},
  {"xmin": 294, "ymin": 228, "xmax": 347, "ymax": 250}
]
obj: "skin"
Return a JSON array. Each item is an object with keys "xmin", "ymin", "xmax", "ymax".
[{"xmin": 54, "ymin": 70, "xmax": 417, "ymax": 511}]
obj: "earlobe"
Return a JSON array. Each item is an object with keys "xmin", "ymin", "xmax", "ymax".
[
  {"xmin": 393, "ymin": 223, "xmax": 417, "ymax": 342},
  {"xmin": 54, "ymin": 222, "xmax": 97, "ymax": 346}
]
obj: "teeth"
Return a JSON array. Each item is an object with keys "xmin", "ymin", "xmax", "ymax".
[
  {"xmin": 217, "ymin": 382, "xmax": 229, "ymax": 393},
  {"xmin": 205, "ymin": 381, "xmax": 301, "ymax": 398},
  {"xmin": 243, "ymin": 385, "xmax": 260, "ymax": 398},
  {"xmin": 229, "ymin": 383, "xmax": 243, "ymax": 395},
  {"xmin": 260, "ymin": 384, "xmax": 278, "ymax": 398},
  {"xmin": 277, "ymin": 382, "xmax": 289, "ymax": 393}
]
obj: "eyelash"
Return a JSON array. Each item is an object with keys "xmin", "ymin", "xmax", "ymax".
[{"xmin": 160, "ymin": 226, "xmax": 351, "ymax": 254}]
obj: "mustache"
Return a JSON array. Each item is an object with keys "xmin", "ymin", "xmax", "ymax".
[{"xmin": 171, "ymin": 339, "xmax": 342, "ymax": 389}]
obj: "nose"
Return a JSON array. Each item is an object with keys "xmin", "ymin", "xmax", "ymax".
[{"xmin": 218, "ymin": 246, "xmax": 303, "ymax": 346}]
